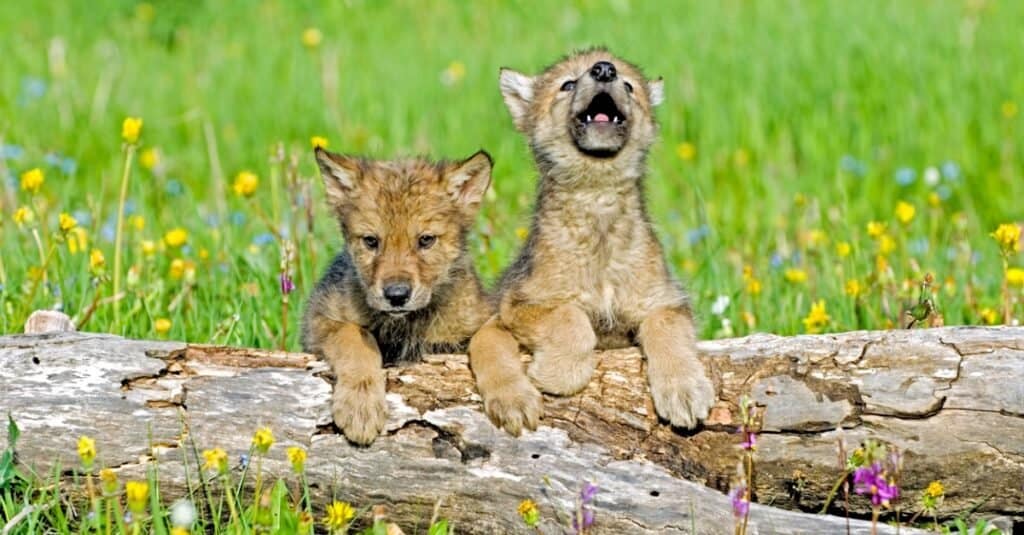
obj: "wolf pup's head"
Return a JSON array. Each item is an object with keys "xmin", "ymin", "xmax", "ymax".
[
  {"xmin": 315, "ymin": 148, "xmax": 492, "ymax": 315},
  {"xmin": 499, "ymin": 49, "xmax": 664, "ymax": 180}
]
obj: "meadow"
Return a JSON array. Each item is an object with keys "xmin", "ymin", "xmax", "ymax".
[{"xmin": 1, "ymin": 0, "xmax": 1022, "ymax": 347}]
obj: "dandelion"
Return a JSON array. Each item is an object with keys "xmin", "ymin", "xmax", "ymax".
[
  {"xmin": 517, "ymin": 499, "xmax": 540, "ymax": 527},
  {"xmin": 323, "ymin": 501, "xmax": 355, "ymax": 532},
  {"xmin": 979, "ymin": 307, "xmax": 999, "ymax": 325},
  {"xmin": 895, "ymin": 201, "xmax": 915, "ymax": 224},
  {"xmin": 802, "ymin": 299, "xmax": 830, "ymax": 334},
  {"xmin": 1003, "ymin": 100, "xmax": 1019, "ymax": 119},
  {"xmin": 835, "ymin": 241, "xmax": 852, "ymax": 258},
  {"xmin": 867, "ymin": 221, "xmax": 887, "ymax": 238},
  {"xmin": 287, "ymin": 446, "xmax": 307, "ymax": 474},
  {"xmin": 164, "ymin": 227, "xmax": 188, "ymax": 248},
  {"xmin": 170, "ymin": 499, "xmax": 197, "ymax": 529},
  {"xmin": 675, "ymin": 142, "xmax": 696, "ymax": 161},
  {"xmin": 784, "ymin": 268, "xmax": 807, "ymax": 284},
  {"xmin": 59, "ymin": 212, "xmax": 78, "ymax": 232},
  {"xmin": 140, "ymin": 147, "xmax": 160, "ymax": 170},
  {"xmin": 844, "ymin": 279, "xmax": 864, "ymax": 298},
  {"xmin": 301, "ymin": 27, "xmax": 322, "ymax": 48},
  {"xmin": 125, "ymin": 481, "xmax": 149, "ymax": 513},
  {"xmin": 310, "ymin": 136, "xmax": 329, "ymax": 149},
  {"xmin": 13, "ymin": 206, "xmax": 34, "ymax": 226},
  {"xmin": 991, "ymin": 223, "xmax": 1021, "ymax": 254},
  {"xmin": 77, "ymin": 436, "xmax": 97, "ymax": 468},
  {"xmin": 202, "ymin": 448, "xmax": 228, "ymax": 474},
  {"xmin": 252, "ymin": 426, "xmax": 274, "ymax": 454},
  {"xmin": 20, "ymin": 168, "xmax": 43, "ymax": 192},
  {"xmin": 924, "ymin": 480, "xmax": 944, "ymax": 500},
  {"xmin": 89, "ymin": 249, "xmax": 105, "ymax": 271},
  {"xmin": 121, "ymin": 117, "xmax": 143, "ymax": 144},
  {"xmin": 1006, "ymin": 268, "xmax": 1024, "ymax": 287},
  {"xmin": 155, "ymin": 318, "xmax": 172, "ymax": 335},
  {"xmin": 232, "ymin": 171, "xmax": 259, "ymax": 197}
]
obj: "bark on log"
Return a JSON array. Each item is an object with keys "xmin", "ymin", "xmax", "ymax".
[{"xmin": 2, "ymin": 327, "xmax": 1022, "ymax": 533}]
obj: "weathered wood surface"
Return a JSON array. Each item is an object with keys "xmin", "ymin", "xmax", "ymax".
[{"xmin": 2, "ymin": 328, "xmax": 1022, "ymax": 533}]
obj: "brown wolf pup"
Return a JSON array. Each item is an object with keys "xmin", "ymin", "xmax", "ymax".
[
  {"xmin": 469, "ymin": 49, "xmax": 716, "ymax": 434},
  {"xmin": 302, "ymin": 147, "xmax": 494, "ymax": 445}
]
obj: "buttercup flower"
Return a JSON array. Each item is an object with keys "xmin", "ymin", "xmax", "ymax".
[
  {"xmin": 1006, "ymin": 267, "xmax": 1024, "ymax": 287},
  {"xmin": 164, "ymin": 227, "xmax": 188, "ymax": 248},
  {"xmin": 895, "ymin": 201, "xmax": 915, "ymax": 224},
  {"xmin": 517, "ymin": 499, "xmax": 539, "ymax": 527},
  {"xmin": 202, "ymin": 448, "xmax": 228, "ymax": 474},
  {"xmin": 784, "ymin": 268, "xmax": 807, "ymax": 284},
  {"xmin": 979, "ymin": 307, "xmax": 999, "ymax": 325},
  {"xmin": 323, "ymin": 501, "xmax": 355, "ymax": 531},
  {"xmin": 122, "ymin": 117, "xmax": 143, "ymax": 143},
  {"xmin": 845, "ymin": 279, "xmax": 864, "ymax": 298},
  {"xmin": 991, "ymin": 223, "xmax": 1021, "ymax": 254},
  {"xmin": 252, "ymin": 427, "xmax": 274, "ymax": 454},
  {"xmin": 77, "ymin": 436, "xmax": 96, "ymax": 468},
  {"xmin": 232, "ymin": 171, "xmax": 258, "ymax": 197},
  {"xmin": 835, "ymin": 241, "xmax": 852, "ymax": 258},
  {"xmin": 802, "ymin": 300, "xmax": 830, "ymax": 334},
  {"xmin": 20, "ymin": 168, "xmax": 44, "ymax": 193},
  {"xmin": 140, "ymin": 147, "xmax": 161, "ymax": 170},
  {"xmin": 155, "ymin": 318, "xmax": 172, "ymax": 335},
  {"xmin": 59, "ymin": 212, "xmax": 78, "ymax": 232},
  {"xmin": 89, "ymin": 249, "xmax": 105, "ymax": 271},
  {"xmin": 867, "ymin": 221, "xmax": 886, "ymax": 238},
  {"xmin": 125, "ymin": 481, "xmax": 149, "ymax": 513},
  {"xmin": 287, "ymin": 446, "xmax": 307, "ymax": 474},
  {"xmin": 99, "ymin": 468, "xmax": 118, "ymax": 495},
  {"xmin": 13, "ymin": 206, "xmax": 34, "ymax": 226}
]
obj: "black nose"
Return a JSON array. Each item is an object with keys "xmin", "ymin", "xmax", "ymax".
[
  {"xmin": 383, "ymin": 282, "xmax": 412, "ymax": 307},
  {"xmin": 589, "ymin": 61, "xmax": 617, "ymax": 83}
]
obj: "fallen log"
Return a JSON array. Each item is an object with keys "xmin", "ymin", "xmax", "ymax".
[{"xmin": 2, "ymin": 327, "xmax": 1022, "ymax": 533}]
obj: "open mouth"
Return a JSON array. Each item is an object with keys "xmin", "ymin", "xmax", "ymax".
[{"xmin": 576, "ymin": 92, "xmax": 626, "ymax": 125}]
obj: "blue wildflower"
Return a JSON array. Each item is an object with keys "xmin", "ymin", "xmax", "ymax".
[
  {"xmin": 230, "ymin": 211, "xmax": 247, "ymax": 226},
  {"xmin": 894, "ymin": 167, "xmax": 915, "ymax": 186},
  {"xmin": 840, "ymin": 155, "xmax": 866, "ymax": 177},
  {"xmin": 686, "ymin": 224, "xmax": 710, "ymax": 246},
  {"xmin": 72, "ymin": 209, "xmax": 92, "ymax": 226},
  {"xmin": 770, "ymin": 252, "xmax": 784, "ymax": 269},
  {"xmin": 165, "ymin": 179, "xmax": 184, "ymax": 196},
  {"xmin": 253, "ymin": 232, "xmax": 275, "ymax": 246},
  {"xmin": 941, "ymin": 161, "xmax": 960, "ymax": 181},
  {"xmin": 0, "ymin": 144, "xmax": 24, "ymax": 160}
]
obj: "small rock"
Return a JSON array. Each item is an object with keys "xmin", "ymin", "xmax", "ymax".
[{"xmin": 24, "ymin": 310, "xmax": 76, "ymax": 334}]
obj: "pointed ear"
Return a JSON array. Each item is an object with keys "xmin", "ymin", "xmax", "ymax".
[
  {"xmin": 445, "ymin": 150, "xmax": 492, "ymax": 214},
  {"xmin": 314, "ymin": 147, "xmax": 359, "ymax": 208},
  {"xmin": 648, "ymin": 77, "xmax": 665, "ymax": 107},
  {"xmin": 499, "ymin": 68, "xmax": 534, "ymax": 131}
]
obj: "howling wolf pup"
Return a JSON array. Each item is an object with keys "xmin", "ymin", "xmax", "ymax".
[
  {"xmin": 469, "ymin": 49, "xmax": 716, "ymax": 434},
  {"xmin": 303, "ymin": 147, "xmax": 494, "ymax": 445}
]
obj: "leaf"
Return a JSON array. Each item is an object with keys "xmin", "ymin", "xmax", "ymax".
[
  {"xmin": 0, "ymin": 450, "xmax": 14, "ymax": 488},
  {"xmin": 428, "ymin": 519, "xmax": 452, "ymax": 535},
  {"xmin": 6, "ymin": 413, "xmax": 18, "ymax": 449}
]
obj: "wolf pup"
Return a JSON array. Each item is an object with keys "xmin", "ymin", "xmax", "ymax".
[
  {"xmin": 303, "ymin": 147, "xmax": 494, "ymax": 445},
  {"xmin": 470, "ymin": 49, "xmax": 716, "ymax": 434}
]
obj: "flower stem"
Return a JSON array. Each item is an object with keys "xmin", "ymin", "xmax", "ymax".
[
  {"xmin": 819, "ymin": 469, "xmax": 852, "ymax": 513},
  {"xmin": 113, "ymin": 143, "xmax": 137, "ymax": 329}
]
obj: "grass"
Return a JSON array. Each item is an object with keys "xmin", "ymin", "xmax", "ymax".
[{"xmin": 0, "ymin": 1, "xmax": 1022, "ymax": 347}]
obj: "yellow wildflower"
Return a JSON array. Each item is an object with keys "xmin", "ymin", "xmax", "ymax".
[
  {"xmin": 925, "ymin": 480, "xmax": 945, "ymax": 499},
  {"xmin": 154, "ymin": 318, "xmax": 172, "ymax": 335},
  {"xmin": 442, "ymin": 61, "xmax": 466, "ymax": 85},
  {"xmin": 99, "ymin": 468, "xmax": 118, "ymax": 495},
  {"xmin": 287, "ymin": 446, "xmax": 307, "ymax": 474},
  {"xmin": 141, "ymin": 240, "xmax": 157, "ymax": 256},
  {"xmin": 878, "ymin": 234, "xmax": 896, "ymax": 255},
  {"xmin": 59, "ymin": 212, "xmax": 78, "ymax": 232},
  {"xmin": 875, "ymin": 254, "xmax": 890, "ymax": 273},
  {"xmin": 866, "ymin": 221, "xmax": 886, "ymax": 238},
  {"xmin": 298, "ymin": 511, "xmax": 314, "ymax": 535},
  {"xmin": 675, "ymin": 142, "xmax": 696, "ymax": 161},
  {"xmin": 169, "ymin": 258, "xmax": 196, "ymax": 280},
  {"xmin": 67, "ymin": 227, "xmax": 87, "ymax": 254},
  {"xmin": 805, "ymin": 229, "xmax": 827, "ymax": 248},
  {"xmin": 895, "ymin": 201, "xmax": 915, "ymax": 224},
  {"xmin": 20, "ymin": 168, "xmax": 44, "ymax": 193},
  {"xmin": 310, "ymin": 136, "xmax": 329, "ymax": 149},
  {"xmin": 844, "ymin": 279, "xmax": 864, "ymax": 298},
  {"xmin": 784, "ymin": 268, "xmax": 808, "ymax": 284},
  {"xmin": 991, "ymin": 223, "xmax": 1021, "ymax": 254},
  {"xmin": 515, "ymin": 227, "xmax": 529, "ymax": 241},
  {"xmin": 928, "ymin": 192, "xmax": 941, "ymax": 208},
  {"xmin": 89, "ymin": 249, "xmax": 105, "ymax": 271},
  {"xmin": 741, "ymin": 310, "xmax": 757, "ymax": 328},
  {"xmin": 517, "ymin": 499, "xmax": 540, "ymax": 527},
  {"xmin": 793, "ymin": 193, "xmax": 806, "ymax": 208},
  {"xmin": 129, "ymin": 215, "xmax": 145, "ymax": 231},
  {"xmin": 323, "ymin": 501, "xmax": 355, "ymax": 531},
  {"xmin": 802, "ymin": 299, "xmax": 830, "ymax": 334},
  {"xmin": 1007, "ymin": 267, "xmax": 1024, "ymax": 287},
  {"xmin": 252, "ymin": 427, "xmax": 275, "ymax": 454},
  {"xmin": 202, "ymin": 448, "xmax": 228, "ymax": 474},
  {"xmin": 198, "ymin": 248, "xmax": 210, "ymax": 260},
  {"xmin": 13, "ymin": 206, "xmax": 34, "ymax": 226},
  {"xmin": 979, "ymin": 307, "xmax": 999, "ymax": 325},
  {"xmin": 232, "ymin": 171, "xmax": 259, "ymax": 197},
  {"xmin": 1003, "ymin": 100, "xmax": 1019, "ymax": 119},
  {"xmin": 742, "ymin": 265, "xmax": 762, "ymax": 296},
  {"xmin": 301, "ymin": 27, "xmax": 322, "ymax": 48},
  {"xmin": 77, "ymin": 436, "xmax": 96, "ymax": 468},
  {"xmin": 122, "ymin": 117, "xmax": 143, "ymax": 144},
  {"xmin": 125, "ymin": 481, "xmax": 149, "ymax": 513},
  {"xmin": 140, "ymin": 147, "xmax": 161, "ymax": 170},
  {"xmin": 835, "ymin": 241, "xmax": 852, "ymax": 258},
  {"xmin": 171, "ymin": 528, "xmax": 189, "ymax": 535},
  {"xmin": 164, "ymin": 227, "xmax": 188, "ymax": 248}
]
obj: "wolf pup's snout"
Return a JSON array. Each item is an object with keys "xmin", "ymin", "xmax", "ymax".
[
  {"xmin": 382, "ymin": 280, "xmax": 412, "ymax": 307},
  {"xmin": 589, "ymin": 61, "xmax": 616, "ymax": 82}
]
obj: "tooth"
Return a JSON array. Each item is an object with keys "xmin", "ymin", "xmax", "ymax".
[
  {"xmin": 613, "ymin": 116, "xmax": 619, "ymax": 123},
  {"xmin": 586, "ymin": 114, "xmax": 592, "ymax": 123}
]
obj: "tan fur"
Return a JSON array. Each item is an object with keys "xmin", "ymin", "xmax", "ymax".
[
  {"xmin": 302, "ymin": 148, "xmax": 496, "ymax": 445},
  {"xmin": 470, "ymin": 49, "xmax": 716, "ymax": 432}
]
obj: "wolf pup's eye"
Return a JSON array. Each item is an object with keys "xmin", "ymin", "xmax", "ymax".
[
  {"xmin": 418, "ymin": 234, "xmax": 437, "ymax": 249},
  {"xmin": 560, "ymin": 80, "xmax": 576, "ymax": 91},
  {"xmin": 362, "ymin": 236, "xmax": 379, "ymax": 250},
  {"xmin": 624, "ymin": 81, "xmax": 634, "ymax": 94}
]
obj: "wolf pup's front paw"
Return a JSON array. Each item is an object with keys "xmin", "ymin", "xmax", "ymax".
[
  {"xmin": 483, "ymin": 377, "xmax": 544, "ymax": 436},
  {"xmin": 648, "ymin": 369, "xmax": 716, "ymax": 430},
  {"xmin": 332, "ymin": 376, "xmax": 387, "ymax": 446}
]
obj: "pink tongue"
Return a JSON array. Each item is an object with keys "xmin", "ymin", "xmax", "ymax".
[{"xmin": 593, "ymin": 113, "xmax": 610, "ymax": 123}]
